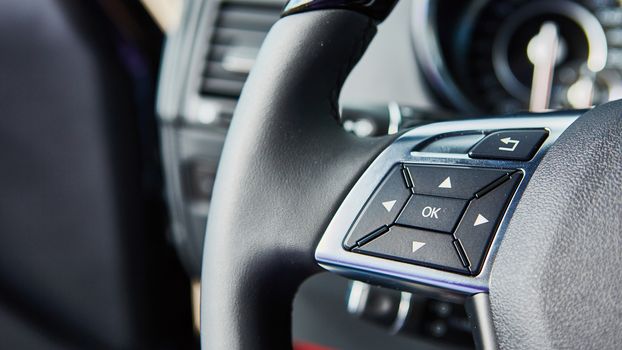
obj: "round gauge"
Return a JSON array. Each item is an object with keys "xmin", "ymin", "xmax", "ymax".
[{"xmin": 413, "ymin": 0, "xmax": 622, "ymax": 114}]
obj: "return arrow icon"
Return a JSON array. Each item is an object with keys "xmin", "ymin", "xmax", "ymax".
[{"xmin": 498, "ymin": 137, "xmax": 520, "ymax": 152}]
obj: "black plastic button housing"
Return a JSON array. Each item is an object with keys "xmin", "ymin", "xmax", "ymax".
[
  {"xmin": 396, "ymin": 195, "xmax": 467, "ymax": 233},
  {"xmin": 418, "ymin": 133, "xmax": 485, "ymax": 154},
  {"xmin": 454, "ymin": 172, "xmax": 523, "ymax": 274},
  {"xmin": 347, "ymin": 163, "xmax": 523, "ymax": 276},
  {"xmin": 469, "ymin": 129, "xmax": 548, "ymax": 161},
  {"xmin": 354, "ymin": 226, "xmax": 469, "ymax": 274},
  {"xmin": 343, "ymin": 167, "xmax": 411, "ymax": 249},
  {"xmin": 405, "ymin": 165, "xmax": 510, "ymax": 199}
]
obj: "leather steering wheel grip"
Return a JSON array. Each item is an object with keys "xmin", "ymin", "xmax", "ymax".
[
  {"xmin": 490, "ymin": 100, "xmax": 622, "ymax": 350},
  {"xmin": 200, "ymin": 9, "xmax": 395, "ymax": 350}
]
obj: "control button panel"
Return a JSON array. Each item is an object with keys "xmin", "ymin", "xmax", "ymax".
[
  {"xmin": 396, "ymin": 195, "xmax": 467, "ymax": 233},
  {"xmin": 469, "ymin": 129, "xmax": 548, "ymax": 161},
  {"xmin": 343, "ymin": 167, "xmax": 411, "ymax": 249},
  {"xmin": 345, "ymin": 164, "xmax": 522, "ymax": 275},
  {"xmin": 454, "ymin": 173, "xmax": 522, "ymax": 273},
  {"xmin": 354, "ymin": 226, "xmax": 469, "ymax": 274}
]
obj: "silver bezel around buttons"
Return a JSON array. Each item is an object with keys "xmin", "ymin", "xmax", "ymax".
[{"xmin": 316, "ymin": 113, "xmax": 580, "ymax": 296}]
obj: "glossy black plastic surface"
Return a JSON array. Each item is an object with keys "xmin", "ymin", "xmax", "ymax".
[
  {"xmin": 405, "ymin": 165, "xmax": 509, "ymax": 199},
  {"xmin": 283, "ymin": 0, "xmax": 399, "ymax": 22},
  {"xmin": 354, "ymin": 226, "xmax": 470, "ymax": 274},
  {"xmin": 455, "ymin": 173, "xmax": 522, "ymax": 273},
  {"xmin": 343, "ymin": 166, "xmax": 411, "ymax": 249},
  {"xmin": 396, "ymin": 195, "xmax": 467, "ymax": 233},
  {"xmin": 469, "ymin": 129, "xmax": 548, "ymax": 161}
]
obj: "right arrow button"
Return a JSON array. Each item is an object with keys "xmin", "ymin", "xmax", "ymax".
[
  {"xmin": 454, "ymin": 172, "xmax": 523, "ymax": 275},
  {"xmin": 473, "ymin": 214, "xmax": 489, "ymax": 227}
]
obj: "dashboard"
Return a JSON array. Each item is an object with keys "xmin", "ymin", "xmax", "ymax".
[{"xmin": 156, "ymin": 0, "xmax": 621, "ymax": 348}]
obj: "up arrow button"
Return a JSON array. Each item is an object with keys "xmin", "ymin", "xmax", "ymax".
[
  {"xmin": 438, "ymin": 177, "xmax": 452, "ymax": 189},
  {"xmin": 405, "ymin": 165, "xmax": 509, "ymax": 199}
]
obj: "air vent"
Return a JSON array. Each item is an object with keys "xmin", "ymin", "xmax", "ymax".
[{"xmin": 199, "ymin": 2, "xmax": 283, "ymax": 98}]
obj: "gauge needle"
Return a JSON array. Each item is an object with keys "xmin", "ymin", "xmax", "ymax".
[{"xmin": 527, "ymin": 22, "xmax": 560, "ymax": 112}]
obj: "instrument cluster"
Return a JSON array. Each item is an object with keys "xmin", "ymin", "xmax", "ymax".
[{"xmin": 413, "ymin": 0, "xmax": 622, "ymax": 114}]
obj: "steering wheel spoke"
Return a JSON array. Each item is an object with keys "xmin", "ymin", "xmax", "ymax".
[
  {"xmin": 316, "ymin": 115, "xmax": 577, "ymax": 296},
  {"xmin": 202, "ymin": 2, "xmax": 622, "ymax": 349}
]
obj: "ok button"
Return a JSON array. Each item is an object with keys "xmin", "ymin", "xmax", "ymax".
[
  {"xmin": 396, "ymin": 195, "xmax": 467, "ymax": 233},
  {"xmin": 421, "ymin": 206, "xmax": 441, "ymax": 218}
]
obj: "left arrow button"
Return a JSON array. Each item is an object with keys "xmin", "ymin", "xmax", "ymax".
[{"xmin": 343, "ymin": 166, "xmax": 411, "ymax": 250}]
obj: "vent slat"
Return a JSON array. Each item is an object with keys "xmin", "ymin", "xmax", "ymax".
[
  {"xmin": 217, "ymin": 6, "xmax": 281, "ymax": 31},
  {"xmin": 212, "ymin": 28, "xmax": 267, "ymax": 48},
  {"xmin": 203, "ymin": 61, "xmax": 249, "ymax": 82},
  {"xmin": 200, "ymin": 78, "xmax": 246, "ymax": 98},
  {"xmin": 199, "ymin": 3, "xmax": 281, "ymax": 99}
]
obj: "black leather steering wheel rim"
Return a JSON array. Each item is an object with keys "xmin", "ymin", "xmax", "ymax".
[
  {"xmin": 201, "ymin": 2, "xmax": 622, "ymax": 349},
  {"xmin": 489, "ymin": 102, "xmax": 622, "ymax": 349},
  {"xmin": 200, "ymin": 8, "xmax": 395, "ymax": 349}
]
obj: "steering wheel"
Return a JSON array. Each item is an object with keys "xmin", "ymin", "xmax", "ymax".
[{"xmin": 200, "ymin": 1, "xmax": 622, "ymax": 349}]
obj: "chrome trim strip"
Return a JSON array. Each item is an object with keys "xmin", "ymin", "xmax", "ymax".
[
  {"xmin": 466, "ymin": 293, "xmax": 498, "ymax": 349},
  {"xmin": 316, "ymin": 113, "xmax": 580, "ymax": 295},
  {"xmin": 387, "ymin": 101, "xmax": 402, "ymax": 135},
  {"xmin": 346, "ymin": 280, "xmax": 371, "ymax": 316},
  {"xmin": 390, "ymin": 292, "xmax": 412, "ymax": 334}
]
